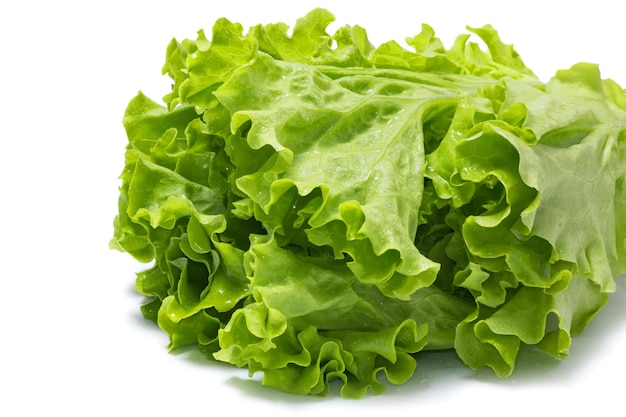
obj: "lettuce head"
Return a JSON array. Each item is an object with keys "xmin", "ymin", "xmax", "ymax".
[{"xmin": 111, "ymin": 8, "xmax": 626, "ymax": 398}]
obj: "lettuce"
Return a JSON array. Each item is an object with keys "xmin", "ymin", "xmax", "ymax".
[{"xmin": 111, "ymin": 8, "xmax": 626, "ymax": 398}]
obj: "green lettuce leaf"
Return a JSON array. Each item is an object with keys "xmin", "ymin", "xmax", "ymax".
[{"xmin": 112, "ymin": 8, "xmax": 626, "ymax": 398}]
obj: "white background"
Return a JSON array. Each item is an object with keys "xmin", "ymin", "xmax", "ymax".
[{"xmin": 1, "ymin": 1, "xmax": 625, "ymax": 415}]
